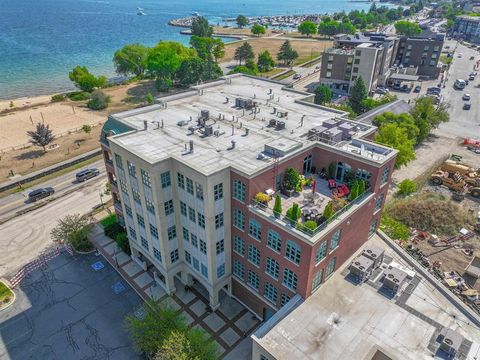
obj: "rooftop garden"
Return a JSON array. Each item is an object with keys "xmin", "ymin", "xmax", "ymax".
[{"xmin": 252, "ymin": 166, "xmax": 370, "ymax": 237}]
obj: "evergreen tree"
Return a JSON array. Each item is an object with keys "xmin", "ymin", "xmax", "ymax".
[
  {"xmin": 191, "ymin": 16, "xmax": 213, "ymax": 37},
  {"xmin": 257, "ymin": 50, "xmax": 275, "ymax": 72},
  {"xmin": 273, "ymin": 195, "xmax": 282, "ymax": 217},
  {"xmin": 323, "ymin": 201, "xmax": 334, "ymax": 220},
  {"xmin": 348, "ymin": 76, "xmax": 367, "ymax": 114},
  {"xmin": 277, "ymin": 40, "xmax": 298, "ymax": 66},
  {"xmin": 234, "ymin": 42, "xmax": 254, "ymax": 65}
]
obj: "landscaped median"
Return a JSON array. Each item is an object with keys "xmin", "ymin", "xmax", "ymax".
[{"xmin": 0, "ymin": 281, "xmax": 15, "ymax": 310}]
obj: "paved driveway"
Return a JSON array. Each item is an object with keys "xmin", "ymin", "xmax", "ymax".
[{"xmin": 0, "ymin": 252, "xmax": 142, "ymax": 360}]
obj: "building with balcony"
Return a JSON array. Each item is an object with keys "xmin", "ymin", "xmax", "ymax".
[{"xmin": 100, "ymin": 74, "xmax": 397, "ymax": 321}]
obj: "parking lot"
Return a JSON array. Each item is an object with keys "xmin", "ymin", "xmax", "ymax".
[{"xmin": 0, "ymin": 252, "xmax": 142, "ymax": 360}]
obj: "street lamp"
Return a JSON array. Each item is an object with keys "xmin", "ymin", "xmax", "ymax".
[{"xmin": 99, "ymin": 189, "xmax": 104, "ymax": 208}]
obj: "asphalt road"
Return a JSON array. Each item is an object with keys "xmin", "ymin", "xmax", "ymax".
[{"xmin": 0, "ymin": 159, "xmax": 110, "ymax": 277}]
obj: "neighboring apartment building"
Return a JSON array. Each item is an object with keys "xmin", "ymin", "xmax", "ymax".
[
  {"xmin": 100, "ymin": 75, "xmax": 397, "ymax": 320},
  {"xmin": 453, "ymin": 15, "xmax": 480, "ymax": 43}
]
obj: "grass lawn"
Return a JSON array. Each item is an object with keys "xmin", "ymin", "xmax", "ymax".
[
  {"xmin": 273, "ymin": 70, "xmax": 296, "ymax": 81},
  {"xmin": 100, "ymin": 213, "xmax": 117, "ymax": 227},
  {"xmin": 0, "ymin": 281, "xmax": 13, "ymax": 306},
  {"xmin": 294, "ymin": 53, "xmax": 322, "ymax": 66},
  {"xmin": 259, "ymin": 68, "xmax": 285, "ymax": 78}
]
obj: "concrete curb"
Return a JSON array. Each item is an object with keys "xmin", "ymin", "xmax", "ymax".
[{"xmin": 377, "ymin": 229, "xmax": 480, "ymax": 327}]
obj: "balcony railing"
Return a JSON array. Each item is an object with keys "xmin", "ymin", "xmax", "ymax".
[{"xmin": 250, "ymin": 190, "xmax": 373, "ymax": 238}]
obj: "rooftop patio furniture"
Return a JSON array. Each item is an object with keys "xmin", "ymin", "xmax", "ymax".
[{"xmin": 328, "ymin": 179, "xmax": 336, "ymax": 189}]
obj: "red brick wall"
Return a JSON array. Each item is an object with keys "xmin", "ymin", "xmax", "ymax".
[{"xmin": 232, "ymin": 278, "xmax": 275, "ymax": 317}]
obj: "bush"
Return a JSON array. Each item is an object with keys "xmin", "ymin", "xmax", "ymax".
[
  {"xmin": 286, "ymin": 203, "xmax": 302, "ymax": 223},
  {"xmin": 282, "ymin": 167, "xmax": 301, "ymax": 191},
  {"xmin": 397, "ymin": 179, "xmax": 417, "ymax": 195},
  {"xmin": 273, "ymin": 195, "xmax": 282, "ymax": 217},
  {"xmin": 255, "ymin": 192, "xmax": 270, "ymax": 204},
  {"xmin": 303, "ymin": 220, "xmax": 318, "ymax": 231},
  {"xmin": 380, "ymin": 215, "xmax": 410, "ymax": 241},
  {"xmin": 323, "ymin": 201, "xmax": 334, "ymax": 220},
  {"xmin": 87, "ymin": 90, "xmax": 110, "ymax": 110},
  {"xmin": 101, "ymin": 214, "xmax": 117, "ymax": 227},
  {"xmin": 146, "ymin": 93, "xmax": 155, "ymax": 104},
  {"xmin": 51, "ymin": 94, "xmax": 65, "ymax": 102},
  {"xmin": 115, "ymin": 232, "xmax": 131, "ymax": 255},
  {"xmin": 68, "ymin": 91, "xmax": 91, "ymax": 101},
  {"xmin": 104, "ymin": 222, "xmax": 124, "ymax": 239},
  {"xmin": 68, "ymin": 227, "xmax": 93, "ymax": 252}
]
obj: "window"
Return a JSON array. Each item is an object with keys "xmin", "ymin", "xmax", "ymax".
[
  {"xmin": 214, "ymin": 183, "xmax": 223, "ymax": 200},
  {"xmin": 312, "ymin": 270, "xmax": 323, "ymax": 292},
  {"xmin": 326, "ymin": 257, "xmax": 336, "ymax": 277},
  {"xmin": 330, "ymin": 229, "xmax": 341, "ymax": 251},
  {"xmin": 217, "ymin": 264, "xmax": 225, "ymax": 278},
  {"xmin": 188, "ymin": 207, "xmax": 196, "ymax": 222},
  {"xmin": 186, "ymin": 178, "xmax": 194, "ymax": 195},
  {"xmin": 127, "ymin": 161, "xmax": 136, "ymax": 178},
  {"xmin": 170, "ymin": 249, "xmax": 179, "ymax": 263},
  {"xmin": 233, "ymin": 180, "xmax": 246, "ymax": 202},
  {"xmin": 200, "ymin": 239, "xmax": 207, "ymax": 254},
  {"xmin": 114, "ymin": 154, "xmax": 123, "ymax": 169},
  {"xmin": 125, "ymin": 204, "xmax": 133, "ymax": 218},
  {"xmin": 347, "ymin": 57, "xmax": 353, "ymax": 64},
  {"xmin": 407, "ymin": 44, "xmax": 412, "ymax": 50},
  {"xmin": 354, "ymin": 58, "xmax": 360, "ymax": 64},
  {"xmin": 185, "ymin": 251, "xmax": 191, "ymax": 264},
  {"xmin": 355, "ymin": 169, "xmax": 372, "ymax": 182},
  {"xmin": 381, "ymin": 166, "xmax": 390, "ymax": 184},
  {"xmin": 265, "ymin": 257, "xmax": 279, "ymax": 279},
  {"xmin": 280, "ymin": 294, "xmax": 291, "ymax": 307},
  {"xmin": 248, "ymin": 245, "xmax": 261, "ymax": 266},
  {"xmin": 431, "ymin": 53, "xmax": 437, "ymax": 59},
  {"xmin": 180, "ymin": 201, "xmax": 187, "ymax": 216},
  {"xmin": 132, "ymin": 189, "xmax": 141, "ymax": 204},
  {"xmin": 264, "ymin": 282, "xmax": 277, "ymax": 304},
  {"xmin": 201, "ymin": 264, "xmax": 208, "ymax": 278},
  {"xmin": 150, "ymin": 224, "xmax": 159, "ymax": 239},
  {"xmin": 316, "ymin": 241, "xmax": 327, "ymax": 263},
  {"xmin": 128, "ymin": 226, "xmax": 136, "ymax": 240},
  {"xmin": 193, "ymin": 257, "xmax": 199, "ymax": 270},
  {"xmin": 374, "ymin": 194, "xmax": 384, "ymax": 212},
  {"xmin": 197, "ymin": 212, "xmax": 205, "ymax": 228},
  {"xmin": 369, "ymin": 218, "xmax": 378, "ymax": 236},
  {"xmin": 164, "ymin": 200, "xmax": 174, "ymax": 216},
  {"xmin": 423, "ymin": 45, "xmax": 429, "ymax": 51},
  {"xmin": 145, "ymin": 198, "xmax": 155, "ymax": 214},
  {"xmin": 191, "ymin": 234, "xmax": 198, "ymax": 247},
  {"xmin": 177, "ymin": 173, "xmax": 185, "ymax": 189},
  {"xmin": 141, "ymin": 236, "xmax": 149, "ymax": 250},
  {"xmin": 153, "ymin": 248, "xmax": 162, "ymax": 262},
  {"xmin": 216, "ymin": 239, "xmax": 224, "ymax": 255},
  {"xmin": 249, "ymin": 219, "xmax": 262, "ymax": 240},
  {"xmin": 328, "ymin": 55, "xmax": 334, "ymax": 61},
  {"xmin": 167, "ymin": 226, "xmax": 177, "ymax": 241},
  {"xmin": 233, "ymin": 236, "xmax": 245, "ymax": 256},
  {"xmin": 248, "ymin": 270, "xmax": 260, "ymax": 291},
  {"xmin": 136, "ymin": 214, "xmax": 145, "ymax": 228},
  {"xmin": 355, "ymin": 50, "xmax": 361, "ymax": 56},
  {"xmin": 215, "ymin": 213, "xmax": 224, "ymax": 229},
  {"xmin": 160, "ymin": 171, "xmax": 171, "ymax": 188},
  {"xmin": 195, "ymin": 182, "xmax": 203, "ymax": 200},
  {"xmin": 141, "ymin": 169, "xmax": 151, "ymax": 188},
  {"xmin": 327, "ymin": 63, "xmax": 333, "ymax": 70},
  {"xmin": 283, "ymin": 268, "xmax": 298, "ymax": 291},
  {"xmin": 433, "ymin": 46, "xmax": 439, "ymax": 52},
  {"xmin": 267, "ymin": 230, "xmax": 281, "ymax": 252},
  {"xmin": 353, "ymin": 67, "xmax": 359, "ymax": 73},
  {"xmin": 183, "ymin": 227, "xmax": 189, "ymax": 241},
  {"xmin": 429, "ymin": 59, "xmax": 436, "ymax": 66},
  {"xmin": 234, "ymin": 260, "xmax": 245, "ymax": 279},
  {"xmin": 233, "ymin": 208, "xmax": 245, "ymax": 230},
  {"xmin": 285, "ymin": 240, "xmax": 301, "ymax": 265},
  {"xmin": 120, "ymin": 179, "xmax": 128, "ymax": 194},
  {"xmin": 326, "ymin": 71, "xmax": 332, "ymax": 78}
]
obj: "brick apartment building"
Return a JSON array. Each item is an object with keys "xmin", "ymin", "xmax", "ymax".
[{"xmin": 100, "ymin": 75, "xmax": 397, "ymax": 320}]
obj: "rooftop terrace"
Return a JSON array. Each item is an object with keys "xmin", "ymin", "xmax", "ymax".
[{"xmin": 108, "ymin": 75, "xmax": 395, "ymax": 176}]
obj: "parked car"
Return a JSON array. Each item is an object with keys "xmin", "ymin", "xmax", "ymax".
[
  {"xmin": 293, "ymin": 73, "xmax": 301, "ymax": 80},
  {"xmin": 427, "ymin": 86, "xmax": 441, "ymax": 95},
  {"xmin": 458, "ymin": 53, "xmax": 463, "ymax": 58},
  {"xmin": 376, "ymin": 87, "xmax": 389, "ymax": 94},
  {"xmin": 463, "ymin": 93, "xmax": 471, "ymax": 101},
  {"xmin": 463, "ymin": 102, "xmax": 471, "ymax": 110},
  {"xmin": 76, "ymin": 168, "xmax": 100, "ymax": 182},
  {"xmin": 28, "ymin": 187, "xmax": 54, "ymax": 202},
  {"xmin": 471, "ymin": 56, "xmax": 475, "ymax": 60},
  {"xmin": 401, "ymin": 84, "xmax": 411, "ymax": 92},
  {"xmin": 414, "ymin": 85, "xmax": 421, "ymax": 93},
  {"xmin": 470, "ymin": 75, "xmax": 476, "ymax": 81}
]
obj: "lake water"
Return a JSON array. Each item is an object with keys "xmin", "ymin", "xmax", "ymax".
[{"xmin": 0, "ymin": 0, "xmax": 374, "ymax": 99}]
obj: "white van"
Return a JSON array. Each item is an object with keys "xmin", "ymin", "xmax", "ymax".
[{"xmin": 454, "ymin": 79, "xmax": 466, "ymax": 90}]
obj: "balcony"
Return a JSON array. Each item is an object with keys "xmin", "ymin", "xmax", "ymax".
[{"xmin": 250, "ymin": 175, "xmax": 372, "ymax": 239}]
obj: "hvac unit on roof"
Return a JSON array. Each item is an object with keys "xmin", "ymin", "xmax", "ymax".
[
  {"xmin": 268, "ymin": 119, "xmax": 277, "ymax": 127},
  {"xmin": 275, "ymin": 121, "xmax": 286, "ymax": 130},
  {"xmin": 201, "ymin": 109, "xmax": 210, "ymax": 119}
]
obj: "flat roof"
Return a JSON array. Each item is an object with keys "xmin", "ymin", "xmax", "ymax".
[
  {"xmin": 108, "ymin": 75, "xmax": 395, "ymax": 176},
  {"xmin": 389, "ymin": 73, "xmax": 420, "ymax": 81},
  {"xmin": 252, "ymin": 235, "xmax": 480, "ymax": 360}
]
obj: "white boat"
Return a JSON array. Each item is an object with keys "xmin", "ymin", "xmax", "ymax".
[
  {"xmin": 137, "ymin": 7, "xmax": 143, "ymax": 10},
  {"xmin": 137, "ymin": 10, "xmax": 145, "ymax": 15}
]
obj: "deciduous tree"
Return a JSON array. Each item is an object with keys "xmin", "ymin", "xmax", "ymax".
[
  {"xmin": 298, "ymin": 21, "xmax": 317, "ymax": 37},
  {"xmin": 375, "ymin": 123, "xmax": 416, "ymax": 168},
  {"xmin": 189, "ymin": 36, "xmax": 225, "ymax": 62},
  {"xmin": 394, "ymin": 20, "xmax": 421, "ymax": 36},
  {"xmin": 191, "ymin": 16, "xmax": 213, "ymax": 37},
  {"xmin": 236, "ymin": 14, "xmax": 248, "ymax": 28},
  {"xmin": 314, "ymin": 85, "xmax": 333, "ymax": 105},
  {"xmin": 251, "ymin": 24, "xmax": 266, "ymax": 36},
  {"xmin": 27, "ymin": 122, "xmax": 55, "ymax": 152},
  {"xmin": 257, "ymin": 50, "xmax": 275, "ymax": 72},
  {"xmin": 113, "ymin": 44, "xmax": 149, "ymax": 77}
]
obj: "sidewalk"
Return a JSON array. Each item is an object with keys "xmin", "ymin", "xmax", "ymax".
[{"xmin": 90, "ymin": 222, "xmax": 261, "ymax": 358}]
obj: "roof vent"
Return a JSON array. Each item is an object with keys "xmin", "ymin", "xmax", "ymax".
[
  {"xmin": 189, "ymin": 140, "xmax": 194, "ymax": 153},
  {"xmin": 228, "ymin": 140, "xmax": 236, "ymax": 150},
  {"xmin": 143, "ymin": 120, "xmax": 148, "ymax": 130},
  {"xmin": 204, "ymin": 124, "xmax": 213, "ymax": 137},
  {"xmin": 276, "ymin": 121, "xmax": 286, "ymax": 130}
]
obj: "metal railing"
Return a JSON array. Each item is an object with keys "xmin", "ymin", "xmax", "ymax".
[{"xmin": 250, "ymin": 190, "xmax": 373, "ymax": 238}]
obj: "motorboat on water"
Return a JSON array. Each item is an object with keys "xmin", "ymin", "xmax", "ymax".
[{"xmin": 137, "ymin": 10, "xmax": 146, "ymax": 15}]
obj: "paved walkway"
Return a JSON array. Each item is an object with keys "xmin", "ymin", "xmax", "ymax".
[{"xmin": 90, "ymin": 224, "xmax": 261, "ymax": 358}]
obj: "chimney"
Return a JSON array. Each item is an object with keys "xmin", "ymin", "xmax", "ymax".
[
  {"xmin": 143, "ymin": 120, "xmax": 148, "ymax": 130},
  {"xmin": 189, "ymin": 140, "xmax": 194, "ymax": 153}
]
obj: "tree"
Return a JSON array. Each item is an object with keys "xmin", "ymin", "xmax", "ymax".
[
  {"xmin": 87, "ymin": 90, "xmax": 110, "ymax": 110},
  {"xmin": 234, "ymin": 42, "xmax": 254, "ymax": 65},
  {"xmin": 81, "ymin": 124, "xmax": 92, "ymax": 135},
  {"xmin": 251, "ymin": 24, "xmax": 266, "ymax": 36},
  {"xmin": 410, "ymin": 97, "xmax": 449, "ymax": 143},
  {"xmin": 286, "ymin": 203, "xmax": 302, "ymax": 223},
  {"xmin": 257, "ymin": 50, "xmax": 275, "ymax": 72},
  {"xmin": 191, "ymin": 16, "xmax": 213, "ymax": 37},
  {"xmin": 337, "ymin": 20, "xmax": 356, "ymax": 34},
  {"xmin": 298, "ymin": 21, "xmax": 317, "ymax": 37},
  {"xmin": 190, "ymin": 36, "xmax": 225, "ymax": 62},
  {"xmin": 277, "ymin": 40, "xmax": 298, "ymax": 66},
  {"xmin": 51, "ymin": 214, "xmax": 92, "ymax": 250},
  {"xmin": 154, "ymin": 331, "xmax": 191, "ymax": 360},
  {"xmin": 113, "ymin": 44, "xmax": 149, "ymax": 77},
  {"xmin": 314, "ymin": 85, "xmax": 333, "ymax": 105},
  {"xmin": 394, "ymin": 20, "xmax": 421, "ymax": 36},
  {"xmin": 348, "ymin": 76, "xmax": 367, "ymax": 114},
  {"xmin": 318, "ymin": 20, "xmax": 339, "ymax": 37},
  {"xmin": 146, "ymin": 93, "xmax": 154, "ymax": 104},
  {"xmin": 68, "ymin": 66, "xmax": 107, "ymax": 93},
  {"xmin": 397, "ymin": 179, "xmax": 417, "ymax": 195},
  {"xmin": 273, "ymin": 195, "xmax": 282, "ymax": 217},
  {"xmin": 349, "ymin": 181, "xmax": 359, "ymax": 201},
  {"xmin": 358, "ymin": 179, "xmax": 366, "ymax": 195},
  {"xmin": 375, "ymin": 123, "xmax": 416, "ymax": 168},
  {"xmin": 177, "ymin": 57, "xmax": 205, "ymax": 87},
  {"xmin": 323, "ymin": 201, "xmax": 334, "ymax": 220},
  {"xmin": 236, "ymin": 15, "xmax": 248, "ymax": 28},
  {"xmin": 374, "ymin": 112, "xmax": 419, "ymax": 142},
  {"xmin": 282, "ymin": 167, "xmax": 301, "ymax": 190},
  {"xmin": 27, "ymin": 122, "xmax": 55, "ymax": 152}
]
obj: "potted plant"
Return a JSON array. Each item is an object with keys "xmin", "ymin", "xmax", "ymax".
[
  {"xmin": 273, "ymin": 195, "xmax": 282, "ymax": 218},
  {"xmin": 281, "ymin": 167, "xmax": 301, "ymax": 197},
  {"xmin": 255, "ymin": 192, "xmax": 270, "ymax": 205},
  {"xmin": 286, "ymin": 203, "xmax": 302, "ymax": 224}
]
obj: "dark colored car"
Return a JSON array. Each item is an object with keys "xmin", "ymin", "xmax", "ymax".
[
  {"xmin": 76, "ymin": 168, "xmax": 100, "ymax": 182},
  {"xmin": 28, "ymin": 187, "xmax": 54, "ymax": 202},
  {"xmin": 463, "ymin": 103, "xmax": 471, "ymax": 110},
  {"xmin": 427, "ymin": 86, "xmax": 441, "ymax": 95},
  {"xmin": 414, "ymin": 85, "xmax": 421, "ymax": 93}
]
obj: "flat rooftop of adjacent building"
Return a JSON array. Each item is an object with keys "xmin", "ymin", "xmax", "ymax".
[
  {"xmin": 252, "ymin": 234, "xmax": 480, "ymax": 360},
  {"xmin": 108, "ymin": 75, "xmax": 395, "ymax": 176}
]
